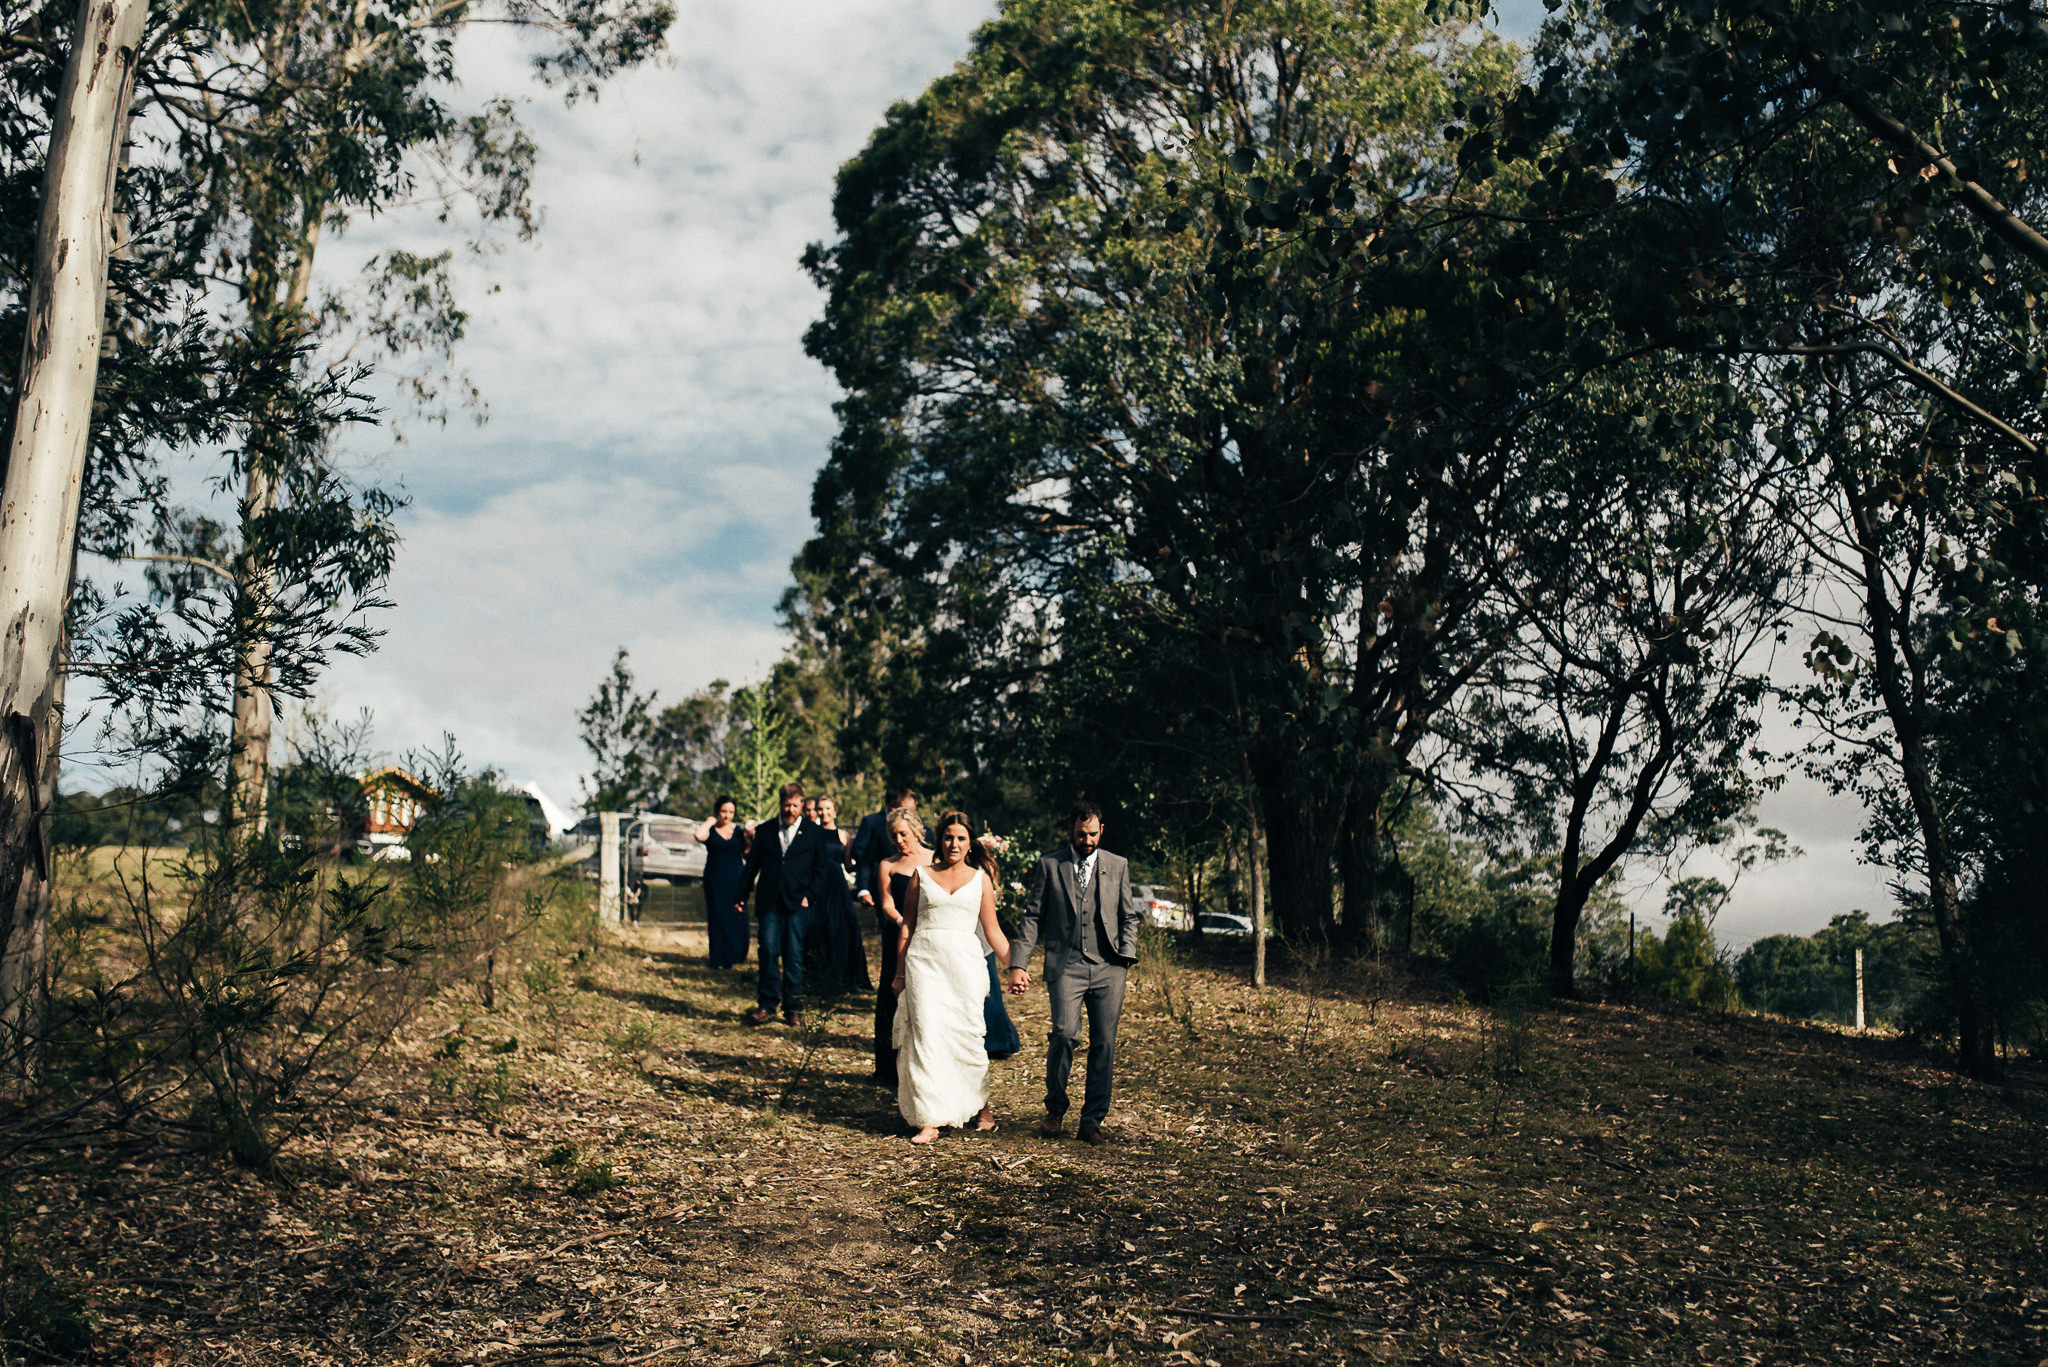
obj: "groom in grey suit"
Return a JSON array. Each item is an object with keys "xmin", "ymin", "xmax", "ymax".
[{"xmin": 1006, "ymin": 801, "xmax": 1141, "ymax": 1145}]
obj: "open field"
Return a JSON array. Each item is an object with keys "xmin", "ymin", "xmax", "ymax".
[
  {"xmin": 5, "ymin": 918, "xmax": 2045, "ymax": 1365},
  {"xmin": 60, "ymin": 847, "xmax": 194, "ymax": 888}
]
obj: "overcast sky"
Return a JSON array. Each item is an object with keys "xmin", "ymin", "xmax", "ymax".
[{"xmin": 249, "ymin": 0, "xmax": 1886, "ymax": 945}]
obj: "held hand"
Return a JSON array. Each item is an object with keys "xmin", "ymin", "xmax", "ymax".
[
  {"xmin": 1006, "ymin": 968, "xmax": 1030, "ymax": 995},
  {"xmin": 891, "ymin": 973, "xmax": 906, "ymax": 995}
]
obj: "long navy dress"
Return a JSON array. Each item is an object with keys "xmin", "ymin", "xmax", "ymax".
[
  {"xmin": 702, "ymin": 826, "xmax": 749, "ymax": 970},
  {"xmin": 982, "ymin": 951, "xmax": 1020, "ymax": 1059},
  {"xmin": 806, "ymin": 833, "xmax": 872, "ymax": 996},
  {"xmin": 874, "ymin": 870, "xmax": 911, "ymax": 1086}
]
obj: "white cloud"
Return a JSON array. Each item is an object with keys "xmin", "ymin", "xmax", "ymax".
[
  {"xmin": 316, "ymin": 471, "xmax": 789, "ymax": 806},
  {"xmin": 295, "ymin": 0, "xmax": 999, "ymax": 808}
]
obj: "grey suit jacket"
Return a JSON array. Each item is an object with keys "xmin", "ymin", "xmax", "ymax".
[{"xmin": 1010, "ymin": 846, "xmax": 1141, "ymax": 976}]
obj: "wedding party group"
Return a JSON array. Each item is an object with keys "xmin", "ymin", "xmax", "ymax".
[{"xmin": 689, "ymin": 785, "xmax": 1142, "ymax": 1146}]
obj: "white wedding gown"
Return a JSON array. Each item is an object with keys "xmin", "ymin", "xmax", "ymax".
[{"xmin": 894, "ymin": 866, "xmax": 991, "ymax": 1128}]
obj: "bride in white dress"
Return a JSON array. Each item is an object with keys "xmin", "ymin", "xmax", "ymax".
[{"xmin": 891, "ymin": 811, "xmax": 1011, "ymax": 1144}]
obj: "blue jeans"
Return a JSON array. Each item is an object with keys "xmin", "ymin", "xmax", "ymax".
[{"xmin": 757, "ymin": 903, "xmax": 810, "ymax": 1015}]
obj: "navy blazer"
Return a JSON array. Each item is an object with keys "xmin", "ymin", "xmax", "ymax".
[
  {"xmin": 848, "ymin": 809, "xmax": 892, "ymax": 904},
  {"xmin": 735, "ymin": 818, "xmax": 833, "ymax": 916}
]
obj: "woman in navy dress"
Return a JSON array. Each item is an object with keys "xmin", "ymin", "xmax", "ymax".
[
  {"xmin": 805, "ymin": 796, "xmax": 872, "ymax": 995},
  {"xmin": 875, "ymin": 810, "xmax": 933, "ymax": 1086},
  {"xmin": 694, "ymin": 796, "xmax": 750, "ymax": 970}
]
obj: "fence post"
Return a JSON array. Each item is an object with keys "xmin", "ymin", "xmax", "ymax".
[
  {"xmin": 1854, "ymin": 947, "xmax": 1865, "ymax": 1032},
  {"xmin": 600, "ymin": 813, "xmax": 622, "ymax": 922}
]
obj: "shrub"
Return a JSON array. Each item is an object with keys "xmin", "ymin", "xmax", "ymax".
[{"xmin": 11, "ymin": 744, "xmax": 584, "ymax": 1171}]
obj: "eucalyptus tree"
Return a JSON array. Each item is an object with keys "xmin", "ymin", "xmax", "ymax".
[
  {"xmin": 0, "ymin": 0, "xmax": 385, "ymax": 1061},
  {"xmin": 802, "ymin": 0, "xmax": 1540, "ymax": 943},
  {"xmin": 1447, "ymin": 356, "xmax": 1797, "ymax": 994},
  {"xmin": 0, "ymin": 0, "xmax": 670, "ymax": 1060},
  {"xmin": 120, "ymin": 0, "xmax": 670, "ymax": 832},
  {"xmin": 1517, "ymin": 0, "xmax": 2048, "ymax": 1070},
  {"xmin": 0, "ymin": 0, "xmax": 148, "ymax": 1061}
]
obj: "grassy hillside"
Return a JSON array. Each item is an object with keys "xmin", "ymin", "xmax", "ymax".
[{"xmin": 4, "ymin": 918, "xmax": 2042, "ymax": 1365}]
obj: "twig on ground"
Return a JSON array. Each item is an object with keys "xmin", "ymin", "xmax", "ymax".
[
  {"xmin": 603, "ymin": 1342, "xmax": 691, "ymax": 1366},
  {"xmin": 1162, "ymin": 1303, "xmax": 1305, "ymax": 1324}
]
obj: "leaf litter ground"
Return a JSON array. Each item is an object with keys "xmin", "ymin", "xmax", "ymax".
[{"xmin": 11, "ymin": 920, "xmax": 2047, "ymax": 1366}]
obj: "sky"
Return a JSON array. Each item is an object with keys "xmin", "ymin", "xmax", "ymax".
[
  {"xmin": 309, "ymin": 0, "xmax": 1001, "ymax": 811},
  {"xmin": 235, "ymin": 0, "xmax": 1888, "ymax": 947}
]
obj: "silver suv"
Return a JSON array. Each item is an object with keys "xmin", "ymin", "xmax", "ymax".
[{"xmin": 628, "ymin": 815, "xmax": 707, "ymax": 883}]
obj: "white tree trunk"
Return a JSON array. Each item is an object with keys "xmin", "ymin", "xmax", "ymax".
[
  {"xmin": 0, "ymin": 0, "xmax": 149, "ymax": 1066},
  {"xmin": 229, "ymin": 462, "xmax": 277, "ymax": 833}
]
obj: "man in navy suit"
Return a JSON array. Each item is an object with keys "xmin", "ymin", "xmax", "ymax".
[
  {"xmin": 736, "ymin": 781, "xmax": 833, "ymax": 1027},
  {"xmin": 849, "ymin": 785, "xmax": 918, "ymax": 910}
]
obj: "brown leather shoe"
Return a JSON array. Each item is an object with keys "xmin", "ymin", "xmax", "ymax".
[
  {"xmin": 1077, "ymin": 1124, "xmax": 1105, "ymax": 1146},
  {"xmin": 1037, "ymin": 1111, "xmax": 1065, "ymax": 1138},
  {"xmin": 784, "ymin": 1012, "xmax": 804, "ymax": 1030},
  {"xmin": 741, "ymin": 1006, "xmax": 775, "ymax": 1026}
]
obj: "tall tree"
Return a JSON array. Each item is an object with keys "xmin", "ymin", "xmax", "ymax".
[
  {"xmin": 578, "ymin": 648, "xmax": 657, "ymax": 814},
  {"xmin": 1525, "ymin": 0, "xmax": 2048, "ymax": 1070},
  {"xmin": 1448, "ymin": 358, "xmax": 1796, "ymax": 993},
  {"xmin": 137, "ymin": 0, "xmax": 670, "ymax": 831},
  {"xmin": 0, "ymin": 0, "xmax": 148, "ymax": 1063},
  {"xmin": 802, "ymin": 0, "xmax": 1530, "ymax": 943}
]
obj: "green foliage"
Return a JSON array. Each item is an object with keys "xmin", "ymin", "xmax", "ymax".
[
  {"xmin": 1737, "ymin": 910, "xmax": 1932, "ymax": 1027},
  {"xmin": 1388, "ymin": 801, "xmax": 1634, "ymax": 999},
  {"xmin": 800, "ymin": 0, "xmax": 1534, "ymax": 943},
  {"xmin": 608, "ymin": 1016, "xmax": 659, "ymax": 1055},
  {"xmin": 1634, "ymin": 913, "xmax": 1739, "ymax": 1013},
  {"xmin": 578, "ymin": 649, "xmax": 660, "ymax": 813},
  {"xmin": 1518, "ymin": 0, "xmax": 2048, "ymax": 1067},
  {"xmin": 1, "ymin": 0, "xmax": 677, "ymax": 806},
  {"xmin": 575, "ymin": 651, "xmax": 826, "ymax": 824},
  {"xmin": 723, "ymin": 686, "xmax": 801, "ymax": 826},
  {"xmin": 430, "ymin": 1043, "xmax": 521, "ymax": 1124},
  {"xmin": 131, "ymin": 838, "xmax": 432, "ymax": 1166},
  {"xmin": 270, "ymin": 712, "xmax": 378, "ymax": 859},
  {"xmin": 16, "ymin": 743, "xmax": 579, "ymax": 1168},
  {"xmin": 566, "ymin": 1162, "xmax": 624, "ymax": 1198},
  {"xmin": 50, "ymin": 780, "xmax": 223, "ymax": 851},
  {"xmin": 647, "ymin": 678, "xmax": 740, "ymax": 816}
]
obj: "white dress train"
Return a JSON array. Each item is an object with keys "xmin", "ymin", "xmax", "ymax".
[{"xmin": 894, "ymin": 866, "xmax": 991, "ymax": 1128}]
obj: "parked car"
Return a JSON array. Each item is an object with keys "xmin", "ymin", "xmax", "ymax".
[
  {"xmin": 1133, "ymin": 882, "xmax": 1191, "ymax": 930},
  {"xmin": 628, "ymin": 815, "xmax": 707, "ymax": 883},
  {"xmin": 1195, "ymin": 912, "xmax": 1254, "ymax": 938}
]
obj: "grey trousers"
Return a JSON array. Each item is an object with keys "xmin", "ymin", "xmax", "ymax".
[{"xmin": 1045, "ymin": 957, "xmax": 1127, "ymax": 1127}]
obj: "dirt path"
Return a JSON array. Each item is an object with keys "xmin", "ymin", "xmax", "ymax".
[{"xmin": 14, "ymin": 920, "xmax": 2048, "ymax": 1365}]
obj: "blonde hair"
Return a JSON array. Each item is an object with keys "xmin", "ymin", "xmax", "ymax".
[{"xmin": 887, "ymin": 808, "xmax": 926, "ymax": 841}]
